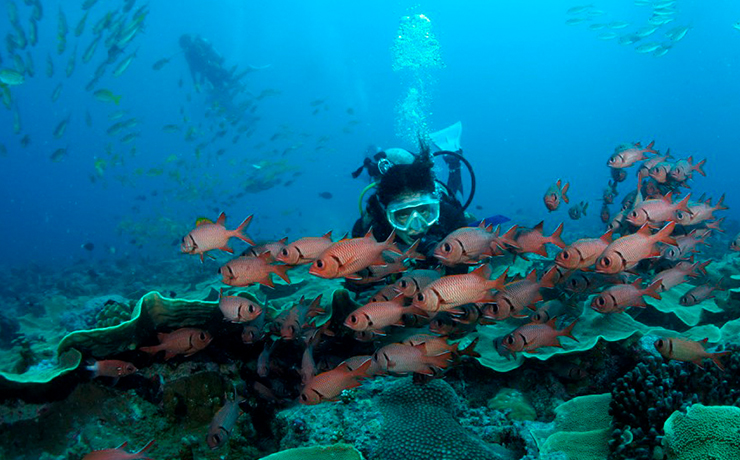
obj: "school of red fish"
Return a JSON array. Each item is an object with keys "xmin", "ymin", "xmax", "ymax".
[{"xmin": 84, "ymin": 140, "xmax": 739, "ymax": 457}]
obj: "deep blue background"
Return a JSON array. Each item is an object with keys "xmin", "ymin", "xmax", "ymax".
[{"xmin": 1, "ymin": 0, "xmax": 739, "ymax": 268}]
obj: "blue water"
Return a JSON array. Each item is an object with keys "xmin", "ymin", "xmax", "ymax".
[{"xmin": 1, "ymin": 0, "xmax": 739, "ymax": 269}]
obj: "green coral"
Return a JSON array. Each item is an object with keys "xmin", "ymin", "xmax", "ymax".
[
  {"xmin": 536, "ymin": 393, "xmax": 613, "ymax": 460},
  {"xmin": 94, "ymin": 299, "xmax": 134, "ymax": 329},
  {"xmin": 488, "ymin": 388, "xmax": 537, "ymax": 421},
  {"xmin": 375, "ymin": 378, "xmax": 502, "ymax": 460},
  {"xmin": 645, "ymin": 283, "xmax": 723, "ymax": 327},
  {"xmin": 259, "ymin": 444, "xmax": 364, "ymax": 460},
  {"xmin": 663, "ymin": 404, "xmax": 740, "ymax": 460}
]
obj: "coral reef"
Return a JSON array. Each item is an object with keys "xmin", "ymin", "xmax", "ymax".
[
  {"xmin": 488, "ymin": 388, "xmax": 537, "ymax": 421},
  {"xmin": 259, "ymin": 443, "xmax": 364, "ymax": 460},
  {"xmin": 536, "ymin": 393, "xmax": 612, "ymax": 460},
  {"xmin": 662, "ymin": 404, "xmax": 740, "ymax": 460},
  {"xmin": 609, "ymin": 347, "xmax": 740, "ymax": 459},
  {"xmin": 374, "ymin": 378, "xmax": 511, "ymax": 460}
]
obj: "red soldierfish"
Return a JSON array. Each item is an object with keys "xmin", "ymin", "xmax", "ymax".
[
  {"xmin": 373, "ymin": 342, "xmax": 451, "ymax": 376},
  {"xmin": 218, "ymin": 289, "xmax": 262, "ymax": 323},
  {"xmin": 648, "ymin": 162, "xmax": 673, "ymax": 184},
  {"xmin": 654, "ymin": 337, "xmax": 730, "ymax": 370},
  {"xmin": 402, "ymin": 334, "xmax": 480, "ymax": 359},
  {"xmin": 243, "ymin": 237, "xmax": 289, "ymax": 263},
  {"xmin": 434, "ymin": 223, "xmax": 496, "ymax": 266},
  {"xmin": 679, "ymin": 280, "xmax": 723, "ymax": 306},
  {"xmin": 482, "ymin": 267, "xmax": 559, "ymax": 321},
  {"xmin": 602, "ymin": 180, "xmax": 618, "ymax": 205},
  {"xmin": 275, "ymin": 231, "xmax": 334, "ymax": 265},
  {"xmin": 206, "ymin": 393, "xmax": 244, "ymax": 450},
  {"xmin": 411, "ymin": 265, "xmax": 508, "ymax": 313},
  {"xmin": 394, "ymin": 269, "xmax": 441, "ymax": 297},
  {"xmin": 595, "ymin": 222, "xmax": 676, "ymax": 274},
  {"xmin": 675, "ymin": 194, "xmax": 727, "ymax": 226},
  {"xmin": 86, "ymin": 360, "xmax": 138, "ymax": 379},
  {"xmin": 240, "ymin": 309, "xmax": 267, "ymax": 344},
  {"xmin": 219, "ymin": 252, "xmax": 292, "ymax": 288},
  {"xmin": 502, "ymin": 318, "xmax": 578, "ymax": 354},
  {"xmin": 669, "ymin": 156, "xmax": 706, "ymax": 182},
  {"xmin": 181, "ymin": 212, "xmax": 254, "ymax": 262},
  {"xmin": 344, "ymin": 294, "xmax": 408, "ymax": 332},
  {"xmin": 309, "ymin": 229, "xmax": 401, "ymax": 279},
  {"xmin": 626, "ymin": 192, "xmax": 691, "ymax": 227},
  {"xmin": 512, "ymin": 221, "xmax": 565, "ymax": 259},
  {"xmin": 544, "ymin": 179, "xmax": 570, "ymax": 212},
  {"xmin": 299, "ymin": 358, "xmax": 372, "ymax": 405},
  {"xmin": 590, "ymin": 279, "xmax": 662, "ymax": 313},
  {"xmin": 731, "ymin": 233, "xmax": 740, "ymax": 251},
  {"xmin": 650, "ymin": 258, "xmax": 710, "ymax": 293},
  {"xmin": 82, "ymin": 440, "xmax": 155, "ymax": 460},
  {"xmin": 662, "ymin": 229, "xmax": 711, "ymax": 260},
  {"xmin": 555, "ymin": 230, "xmax": 613, "ymax": 270},
  {"xmin": 607, "ymin": 141, "xmax": 657, "ymax": 168},
  {"xmin": 139, "ymin": 328, "xmax": 212, "ymax": 360},
  {"xmin": 568, "ymin": 201, "xmax": 588, "ymax": 220}
]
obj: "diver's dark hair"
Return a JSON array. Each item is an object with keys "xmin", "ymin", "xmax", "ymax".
[{"xmin": 376, "ymin": 146, "xmax": 435, "ymax": 206}]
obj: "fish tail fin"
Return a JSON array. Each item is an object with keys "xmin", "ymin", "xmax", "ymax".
[
  {"xmin": 715, "ymin": 193, "xmax": 728, "ymax": 211},
  {"xmin": 136, "ymin": 440, "xmax": 156, "ymax": 456},
  {"xmin": 693, "ymin": 158, "xmax": 707, "ymax": 176},
  {"xmin": 234, "ymin": 215, "xmax": 255, "ymax": 245},
  {"xmin": 582, "ymin": 201, "xmax": 588, "ymax": 215},
  {"xmin": 646, "ymin": 140, "xmax": 656, "ymax": 153},
  {"xmin": 560, "ymin": 320, "xmax": 579, "ymax": 342},
  {"xmin": 540, "ymin": 265, "xmax": 559, "ymax": 289},
  {"xmin": 486, "ymin": 267, "xmax": 509, "ymax": 291},
  {"xmin": 706, "ymin": 217, "xmax": 725, "ymax": 233},
  {"xmin": 113, "ymin": 94, "xmax": 122, "ymax": 105},
  {"xmin": 561, "ymin": 182, "xmax": 570, "ymax": 204},
  {"xmin": 271, "ymin": 264, "xmax": 292, "ymax": 284},
  {"xmin": 655, "ymin": 221, "xmax": 677, "ymax": 246},
  {"xmin": 458, "ymin": 336, "xmax": 481, "ymax": 358},
  {"xmin": 711, "ymin": 351, "xmax": 731, "ymax": 371},
  {"xmin": 644, "ymin": 280, "xmax": 663, "ymax": 300},
  {"xmin": 549, "ymin": 222, "xmax": 566, "ymax": 248},
  {"xmin": 384, "ymin": 229, "xmax": 402, "ymax": 254}
]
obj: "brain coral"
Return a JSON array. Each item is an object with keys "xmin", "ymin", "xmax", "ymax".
[
  {"xmin": 663, "ymin": 404, "xmax": 740, "ymax": 460},
  {"xmin": 374, "ymin": 378, "xmax": 504, "ymax": 460}
]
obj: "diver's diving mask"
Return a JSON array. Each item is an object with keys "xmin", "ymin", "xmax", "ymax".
[{"xmin": 385, "ymin": 193, "xmax": 441, "ymax": 233}]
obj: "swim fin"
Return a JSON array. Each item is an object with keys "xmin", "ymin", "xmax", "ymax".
[{"xmin": 430, "ymin": 121, "xmax": 462, "ymax": 152}]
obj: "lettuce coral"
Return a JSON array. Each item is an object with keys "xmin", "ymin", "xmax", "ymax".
[{"xmin": 662, "ymin": 404, "xmax": 740, "ymax": 460}]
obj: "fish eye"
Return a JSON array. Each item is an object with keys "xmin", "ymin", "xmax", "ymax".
[
  {"xmin": 602, "ymin": 257, "xmax": 611, "ymax": 266},
  {"xmin": 676, "ymin": 212, "xmax": 684, "ymax": 219},
  {"xmin": 316, "ymin": 260, "xmax": 324, "ymax": 268},
  {"xmin": 400, "ymin": 280, "xmax": 408, "ymax": 288},
  {"xmin": 300, "ymin": 394, "xmax": 307, "ymax": 402},
  {"xmin": 281, "ymin": 248, "xmax": 288, "ymax": 256},
  {"xmin": 349, "ymin": 315, "xmax": 357, "ymax": 323},
  {"xmin": 213, "ymin": 434, "xmax": 221, "ymax": 444},
  {"xmin": 597, "ymin": 297, "xmax": 605, "ymax": 306},
  {"xmin": 656, "ymin": 339, "xmax": 664, "ymax": 348},
  {"xmin": 416, "ymin": 293, "xmax": 424, "ymax": 302},
  {"xmin": 630, "ymin": 211, "xmax": 637, "ymax": 218},
  {"xmin": 443, "ymin": 243, "xmax": 451, "ymax": 252},
  {"xmin": 199, "ymin": 332, "xmax": 207, "ymax": 340},
  {"xmin": 248, "ymin": 304, "xmax": 256, "ymax": 313},
  {"xmin": 491, "ymin": 303, "xmax": 500, "ymax": 313},
  {"xmin": 506, "ymin": 335, "xmax": 514, "ymax": 345},
  {"xmin": 562, "ymin": 251, "xmax": 570, "ymax": 259}
]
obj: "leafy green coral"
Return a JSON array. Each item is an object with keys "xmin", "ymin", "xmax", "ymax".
[
  {"xmin": 662, "ymin": 404, "xmax": 740, "ymax": 460},
  {"xmin": 645, "ymin": 283, "xmax": 723, "ymax": 327},
  {"xmin": 535, "ymin": 393, "xmax": 613, "ymax": 460},
  {"xmin": 259, "ymin": 444, "xmax": 364, "ymax": 460},
  {"xmin": 473, "ymin": 304, "xmax": 723, "ymax": 372}
]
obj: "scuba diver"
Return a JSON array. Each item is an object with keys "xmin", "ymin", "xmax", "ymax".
[
  {"xmin": 352, "ymin": 122, "xmax": 509, "ymax": 261},
  {"xmin": 179, "ymin": 34, "xmax": 239, "ymax": 97}
]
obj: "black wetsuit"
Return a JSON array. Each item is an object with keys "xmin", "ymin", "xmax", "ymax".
[{"xmin": 351, "ymin": 192, "xmax": 469, "ymax": 264}]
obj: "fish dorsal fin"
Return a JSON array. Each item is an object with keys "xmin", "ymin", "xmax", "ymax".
[
  {"xmin": 663, "ymin": 191, "xmax": 673, "ymax": 203},
  {"xmin": 470, "ymin": 264, "xmax": 492, "ymax": 279},
  {"xmin": 636, "ymin": 224, "xmax": 652, "ymax": 236},
  {"xmin": 631, "ymin": 277, "xmax": 643, "ymax": 287},
  {"xmin": 258, "ymin": 251, "xmax": 272, "ymax": 262},
  {"xmin": 195, "ymin": 217, "xmax": 213, "ymax": 226},
  {"xmin": 533, "ymin": 221, "xmax": 544, "ymax": 233},
  {"xmin": 525, "ymin": 270, "xmax": 537, "ymax": 282},
  {"xmin": 600, "ymin": 229, "xmax": 614, "ymax": 243},
  {"xmin": 363, "ymin": 228, "xmax": 375, "ymax": 239},
  {"xmin": 546, "ymin": 317, "xmax": 558, "ymax": 328},
  {"xmin": 278, "ymin": 237, "xmax": 289, "ymax": 244},
  {"xmin": 322, "ymin": 230, "xmax": 333, "ymax": 240},
  {"xmin": 216, "ymin": 212, "xmax": 227, "ymax": 226},
  {"xmin": 115, "ymin": 441, "xmax": 128, "ymax": 450}
]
